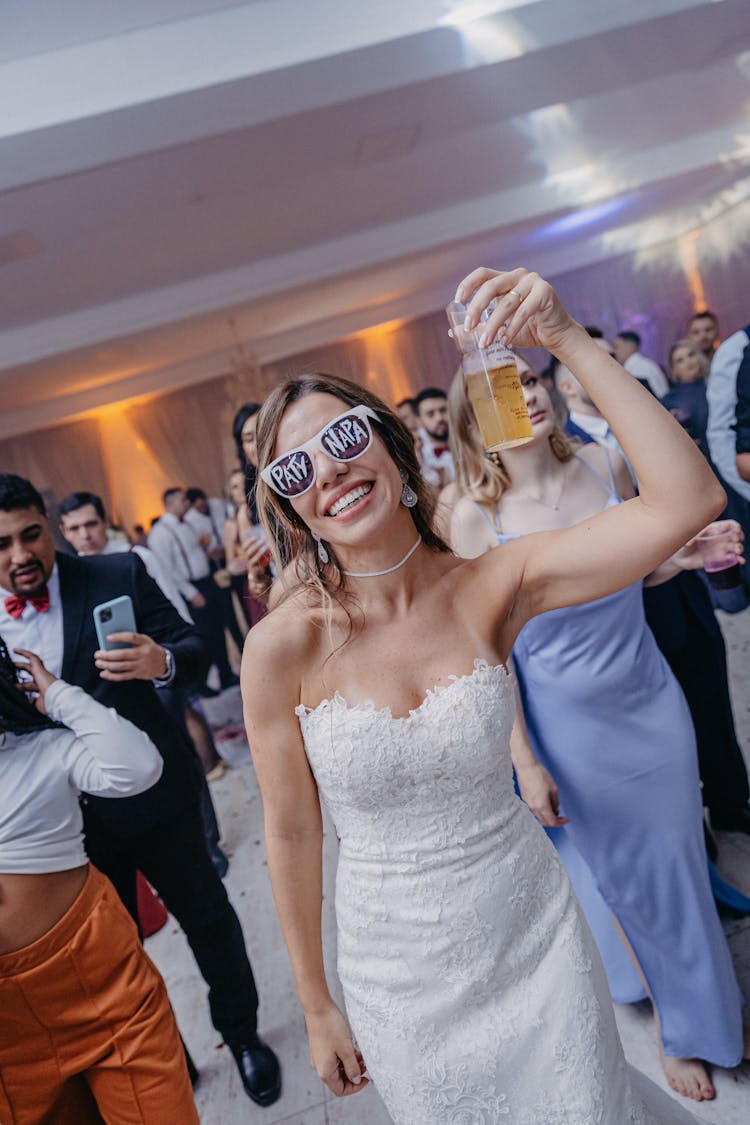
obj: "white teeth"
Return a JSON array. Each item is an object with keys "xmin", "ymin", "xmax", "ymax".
[{"xmin": 327, "ymin": 483, "xmax": 372, "ymax": 516}]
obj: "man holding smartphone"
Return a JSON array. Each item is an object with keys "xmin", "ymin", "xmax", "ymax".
[{"xmin": 0, "ymin": 474, "xmax": 281, "ymax": 1108}]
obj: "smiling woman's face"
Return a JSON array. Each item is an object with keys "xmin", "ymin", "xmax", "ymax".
[
  {"xmin": 272, "ymin": 392, "xmax": 403, "ymax": 547},
  {"xmin": 670, "ymin": 345, "xmax": 703, "ymax": 383}
]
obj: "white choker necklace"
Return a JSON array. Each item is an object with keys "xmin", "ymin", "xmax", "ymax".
[{"xmin": 342, "ymin": 535, "xmax": 422, "ymax": 578}]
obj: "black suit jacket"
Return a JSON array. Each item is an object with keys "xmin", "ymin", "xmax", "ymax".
[{"xmin": 57, "ymin": 550, "xmax": 208, "ymax": 834}]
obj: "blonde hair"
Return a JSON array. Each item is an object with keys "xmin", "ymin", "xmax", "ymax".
[
  {"xmin": 447, "ymin": 365, "xmax": 575, "ymax": 506},
  {"xmin": 668, "ymin": 339, "xmax": 710, "ymax": 382},
  {"xmin": 255, "ymin": 373, "xmax": 450, "ymax": 612}
]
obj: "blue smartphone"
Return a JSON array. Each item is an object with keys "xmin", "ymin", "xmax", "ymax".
[{"xmin": 93, "ymin": 595, "xmax": 136, "ymax": 650}]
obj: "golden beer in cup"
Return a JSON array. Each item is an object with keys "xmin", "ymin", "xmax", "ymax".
[{"xmin": 446, "ymin": 300, "xmax": 533, "ymax": 452}]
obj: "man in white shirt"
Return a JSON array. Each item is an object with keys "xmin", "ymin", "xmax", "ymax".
[
  {"xmin": 415, "ymin": 387, "xmax": 455, "ymax": 488},
  {"xmin": 184, "ymin": 487, "xmax": 227, "ymax": 557},
  {"xmin": 184, "ymin": 487, "xmax": 245, "ymax": 656},
  {"xmin": 149, "ymin": 488, "xmax": 238, "ymax": 694},
  {"xmin": 687, "ymin": 310, "xmax": 720, "ymax": 361},
  {"xmin": 613, "ymin": 332, "xmax": 670, "ymax": 399},
  {"xmin": 553, "ymin": 339, "xmax": 637, "ymax": 484}
]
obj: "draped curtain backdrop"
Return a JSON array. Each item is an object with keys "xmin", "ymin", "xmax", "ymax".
[{"xmin": 2, "ymin": 193, "xmax": 749, "ymax": 533}]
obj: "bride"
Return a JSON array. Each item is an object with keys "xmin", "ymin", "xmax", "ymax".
[{"xmin": 241, "ymin": 267, "xmax": 717, "ymax": 1122}]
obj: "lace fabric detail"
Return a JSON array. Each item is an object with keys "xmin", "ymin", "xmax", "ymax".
[{"xmin": 296, "ymin": 660, "xmax": 693, "ymax": 1124}]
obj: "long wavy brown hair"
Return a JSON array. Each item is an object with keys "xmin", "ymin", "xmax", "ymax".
[
  {"xmin": 447, "ymin": 361, "xmax": 575, "ymax": 507},
  {"xmin": 255, "ymin": 373, "xmax": 450, "ymax": 609}
]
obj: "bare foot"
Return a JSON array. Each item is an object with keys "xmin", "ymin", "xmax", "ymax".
[{"xmin": 659, "ymin": 1045, "xmax": 715, "ymax": 1101}]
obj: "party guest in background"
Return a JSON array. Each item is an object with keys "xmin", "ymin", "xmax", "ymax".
[
  {"xmin": 688, "ymin": 310, "xmax": 720, "ymax": 361},
  {"xmin": 230, "ymin": 404, "xmax": 277, "ymax": 610},
  {"xmin": 415, "ymin": 386, "xmax": 455, "ymax": 487},
  {"xmin": 661, "ymin": 340, "xmax": 710, "ymax": 456},
  {"xmin": 447, "ymin": 359, "xmax": 744, "ymax": 1102},
  {"xmin": 149, "ymin": 487, "xmax": 239, "ymax": 694},
  {"xmin": 0, "ymin": 640, "xmax": 198, "ymax": 1125},
  {"xmin": 613, "ymin": 331, "xmax": 669, "ymax": 398},
  {"xmin": 185, "ymin": 486, "xmax": 246, "ymax": 662},
  {"xmin": 0, "ymin": 475, "xmax": 280, "ymax": 1107}
]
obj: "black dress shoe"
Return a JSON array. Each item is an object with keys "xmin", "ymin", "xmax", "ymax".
[
  {"xmin": 229, "ymin": 1035, "xmax": 281, "ymax": 1106},
  {"xmin": 710, "ymin": 805, "xmax": 750, "ymax": 834}
]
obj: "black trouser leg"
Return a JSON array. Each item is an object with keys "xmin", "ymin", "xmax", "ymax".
[
  {"xmin": 82, "ymin": 810, "xmax": 140, "ymax": 928},
  {"xmin": 134, "ymin": 803, "xmax": 259, "ymax": 1047},
  {"xmin": 193, "ymin": 577, "xmax": 235, "ymax": 684},
  {"xmin": 217, "ymin": 583, "xmax": 246, "ymax": 651}
]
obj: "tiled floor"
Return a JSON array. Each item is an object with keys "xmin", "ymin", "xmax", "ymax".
[{"xmin": 147, "ymin": 609, "xmax": 750, "ymax": 1123}]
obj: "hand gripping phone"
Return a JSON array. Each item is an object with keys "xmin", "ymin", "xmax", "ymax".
[{"xmin": 93, "ymin": 595, "xmax": 137, "ymax": 650}]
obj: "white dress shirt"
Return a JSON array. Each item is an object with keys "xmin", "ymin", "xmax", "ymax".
[
  {"xmin": 0, "ymin": 564, "xmax": 64, "ymax": 676},
  {"xmin": 184, "ymin": 499, "xmax": 227, "ymax": 552},
  {"xmin": 623, "ymin": 352, "xmax": 670, "ymax": 399},
  {"xmin": 418, "ymin": 428, "xmax": 455, "ymax": 487},
  {"xmin": 0, "ymin": 680, "xmax": 162, "ymax": 873},
  {"xmin": 147, "ymin": 512, "xmax": 210, "ymax": 601},
  {"xmin": 707, "ymin": 328, "xmax": 750, "ymax": 503}
]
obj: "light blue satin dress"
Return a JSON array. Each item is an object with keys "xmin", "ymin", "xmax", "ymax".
[{"xmin": 479, "ymin": 455, "xmax": 743, "ymax": 1065}]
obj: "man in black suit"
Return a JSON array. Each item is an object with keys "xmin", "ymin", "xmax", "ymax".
[{"xmin": 0, "ymin": 474, "xmax": 281, "ymax": 1108}]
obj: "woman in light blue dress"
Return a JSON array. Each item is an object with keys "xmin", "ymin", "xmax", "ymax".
[{"xmin": 449, "ymin": 360, "xmax": 746, "ymax": 1103}]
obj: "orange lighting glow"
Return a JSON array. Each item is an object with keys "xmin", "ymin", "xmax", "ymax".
[
  {"xmin": 678, "ymin": 231, "xmax": 708, "ymax": 312},
  {"xmin": 355, "ymin": 319, "xmax": 415, "ymax": 405}
]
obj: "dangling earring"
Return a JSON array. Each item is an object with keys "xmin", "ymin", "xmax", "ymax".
[
  {"xmin": 399, "ymin": 469, "xmax": 418, "ymax": 509},
  {"xmin": 311, "ymin": 530, "xmax": 330, "ymax": 565}
]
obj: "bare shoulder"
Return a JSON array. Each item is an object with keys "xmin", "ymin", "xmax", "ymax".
[
  {"xmin": 450, "ymin": 495, "xmax": 498, "ymax": 558},
  {"xmin": 243, "ymin": 591, "xmax": 315, "ymax": 667}
]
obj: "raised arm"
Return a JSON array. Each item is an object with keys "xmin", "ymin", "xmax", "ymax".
[
  {"xmin": 457, "ymin": 268, "xmax": 725, "ymax": 621},
  {"xmin": 14, "ymin": 650, "xmax": 162, "ymax": 796},
  {"xmin": 241, "ymin": 618, "xmax": 367, "ymax": 1098}
]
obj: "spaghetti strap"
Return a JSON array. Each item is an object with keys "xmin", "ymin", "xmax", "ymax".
[
  {"xmin": 573, "ymin": 450, "xmax": 620, "ymax": 501},
  {"xmin": 468, "ymin": 498, "xmax": 503, "ymax": 534}
]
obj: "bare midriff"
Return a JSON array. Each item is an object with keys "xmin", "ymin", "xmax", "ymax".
[{"xmin": 0, "ymin": 864, "xmax": 89, "ymax": 955}]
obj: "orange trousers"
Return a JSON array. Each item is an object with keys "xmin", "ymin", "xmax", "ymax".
[{"xmin": 0, "ymin": 865, "xmax": 199, "ymax": 1125}]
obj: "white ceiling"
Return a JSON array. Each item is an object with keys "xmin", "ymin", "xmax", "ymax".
[{"xmin": 2, "ymin": 0, "xmax": 750, "ymax": 438}]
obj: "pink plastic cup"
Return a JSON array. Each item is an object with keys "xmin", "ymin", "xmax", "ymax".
[{"xmin": 695, "ymin": 525, "xmax": 741, "ymax": 591}]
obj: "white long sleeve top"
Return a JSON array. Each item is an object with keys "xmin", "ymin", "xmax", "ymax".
[{"xmin": 0, "ymin": 680, "xmax": 163, "ymax": 874}]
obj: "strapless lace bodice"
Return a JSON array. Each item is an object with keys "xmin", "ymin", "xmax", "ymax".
[
  {"xmin": 296, "ymin": 660, "xmax": 515, "ymax": 856},
  {"xmin": 295, "ymin": 659, "xmax": 697, "ymax": 1124}
]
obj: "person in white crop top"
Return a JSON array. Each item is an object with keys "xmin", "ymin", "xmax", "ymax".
[{"xmin": 0, "ymin": 639, "xmax": 199, "ymax": 1125}]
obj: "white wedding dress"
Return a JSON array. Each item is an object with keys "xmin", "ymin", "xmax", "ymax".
[{"xmin": 297, "ymin": 661, "xmax": 699, "ymax": 1124}]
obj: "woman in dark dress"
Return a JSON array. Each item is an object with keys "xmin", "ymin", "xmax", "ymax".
[{"xmin": 661, "ymin": 340, "xmax": 710, "ymax": 454}]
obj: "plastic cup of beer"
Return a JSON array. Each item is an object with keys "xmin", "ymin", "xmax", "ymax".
[
  {"xmin": 446, "ymin": 299, "xmax": 533, "ymax": 452},
  {"xmin": 695, "ymin": 524, "xmax": 742, "ymax": 591}
]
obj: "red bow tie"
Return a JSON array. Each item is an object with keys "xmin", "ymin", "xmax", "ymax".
[
  {"xmin": 432, "ymin": 445, "xmax": 451, "ymax": 456},
  {"xmin": 4, "ymin": 590, "xmax": 50, "ymax": 619}
]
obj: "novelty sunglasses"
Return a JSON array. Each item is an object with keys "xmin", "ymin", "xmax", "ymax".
[{"xmin": 260, "ymin": 405, "xmax": 381, "ymax": 498}]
